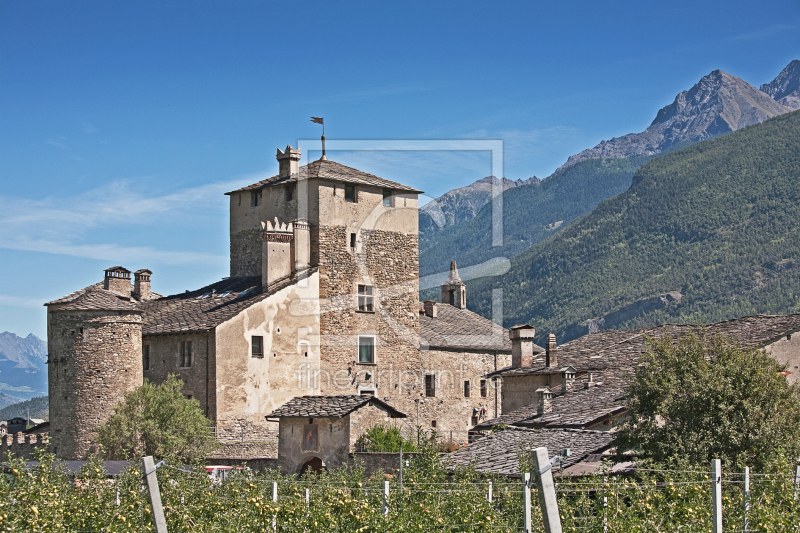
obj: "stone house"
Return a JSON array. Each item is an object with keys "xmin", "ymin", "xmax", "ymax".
[
  {"xmin": 45, "ymin": 144, "xmax": 528, "ymax": 459},
  {"xmin": 267, "ymin": 394, "xmax": 406, "ymax": 474},
  {"xmin": 478, "ymin": 314, "xmax": 800, "ymax": 435}
]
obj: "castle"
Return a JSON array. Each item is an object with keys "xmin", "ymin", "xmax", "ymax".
[{"xmin": 46, "ymin": 145, "xmax": 536, "ymax": 459}]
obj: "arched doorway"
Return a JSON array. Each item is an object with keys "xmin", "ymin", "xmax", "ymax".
[{"xmin": 299, "ymin": 456, "xmax": 325, "ymax": 476}]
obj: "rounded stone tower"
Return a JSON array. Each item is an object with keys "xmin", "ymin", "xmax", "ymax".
[{"xmin": 46, "ymin": 267, "xmax": 144, "ymax": 459}]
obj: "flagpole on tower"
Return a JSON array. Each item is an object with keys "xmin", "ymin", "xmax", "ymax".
[{"xmin": 310, "ymin": 117, "xmax": 326, "ymax": 160}]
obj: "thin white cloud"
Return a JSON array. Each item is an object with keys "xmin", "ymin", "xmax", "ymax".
[
  {"xmin": 0, "ymin": 176, "xmax": 252, "ymax": 265},
  {"xmin": 0, "ymin": 295, "xmax": 46, "ymax": 309}
]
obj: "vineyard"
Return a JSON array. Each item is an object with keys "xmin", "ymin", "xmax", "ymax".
[{"xmin": 3, "ymin": 450, "xmax": 800, "ymax": 532}]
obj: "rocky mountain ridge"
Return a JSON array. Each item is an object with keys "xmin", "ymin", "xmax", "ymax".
[
  {"xmin": 760, "ymin": 59, "xmax": 800, "ymax": 110},
  {"xmin": 420, "ymin": 175, "xmax": 540, "ymax": 232},
  {"xmin": 559, "ymin": 69, "xmax": 791, "ymax": 169},
  {"xmin": 0, "ymin": 332, "xmax": 47, "ymax": 400}
]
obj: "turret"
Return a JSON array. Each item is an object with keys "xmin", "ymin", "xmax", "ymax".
[{"xmin": 441, "ymin": 261, "xmax": 466, "ymax": 309}]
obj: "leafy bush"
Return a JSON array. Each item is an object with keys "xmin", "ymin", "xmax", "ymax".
[
  {"xmin": 97, "ymin": 374, "xmax": 215, "ymax": 463},
  {"xmin": 355, "ymin": 425, "xmax": 417, "ymax": 452}
]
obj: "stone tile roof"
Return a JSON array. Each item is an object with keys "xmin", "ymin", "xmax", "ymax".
[
  {"xmin": 448, "ymin": 427, "xmax": 614, "ymax": 477},
  {"xmin": 44, "ymin": 284, "xmax": 142, "ymax": 312},
  {"xmin": 480, "ymin": 314, "xmax": 800, "ymax": 433},
  {"xmin": 419, "ymin": 302, "xmax": 545, "ymax": 353},
  {"xmin": 494, "ymin": 314, "xmax": 800, "ymax": 386},
  {"xmin": 267, "ymin": 395, "xmax": 407, "ymax": 419},
  {"xmin": 139, "ymin": 269, "xmax": 317, "ymax": 335},
  {"xmin": 226, "ymin": 159, "xmax": 424, "ymax": 195},
  {"xmin": 477, "ymin": 382, "xmax": 626, "ymax": 431}
]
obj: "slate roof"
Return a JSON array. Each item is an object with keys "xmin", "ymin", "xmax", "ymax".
[
  {"xmin": 448, "ymin": 427, "xmax": 614, "ymax": 477},
  {"xmin": 419, "ymin": 302, "xmax": 545, "ymax": 353},
  {"xmin": 494, "ymin": 314, "xmax": 800, "ymax": 386},
  {"xmin": 44, "ymin": 284, "xmax": 141, "ymax": 312},
  {"xmin": 476, "ymin": 382, "xmax": 626, "ymax": 431},
  {"xmin": 226, "ymin": 159, "xmax": 423, "ymax": 195},
  {"xmin": 267, "ymin": 395, "xmax": 407, "ymax": 419},
  {"xmin": 139, "ymin": 269, "xmax": 317, "ymax": 335}
]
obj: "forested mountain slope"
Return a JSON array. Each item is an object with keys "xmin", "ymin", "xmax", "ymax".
[{"xmin": 467, "ymin": 110, "xmax": 800, "ymax": 343}]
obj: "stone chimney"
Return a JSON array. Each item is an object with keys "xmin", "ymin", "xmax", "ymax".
[
  {"xmin": 509, "ymin": 324, "xmax": 536, "ymax": 368},
  {"xmin": 546, "ymin": 333, "xmax": 558, "ymax": 368},
  {"xmin": 292, "ymin": 219, "xmax": 311, "ymax": 273},
  {"xmin": 133, "ymin": 269, "xmax": 152, "ymax": 300},
  {"xmin": 536, "ymin": 387, "xmax": 552, "ymax": 416},
  {"xmin": 561, "ymin": 366, "xmax": 576, "ymax": 391},
  {"xmin": 276, "ymin": 145, "xmax": 301, "ymax": 178},
  {"xmin": 441, "ymin": 260, "xmax": 466, "ymax": 309},
  {"xmin": 423, "ymin": 300, "xmax": 438, "ymax": 318},
  {"xmin": 261, "ymin": 218, "xmax": 294, "ymax": 287},
  {"xmin": 584, "ymin": 372, "xmax": 596, "ymax": 389},
  {"xmin": 103, "ymin": 266, "xmax": 131, "ymax": 295}
]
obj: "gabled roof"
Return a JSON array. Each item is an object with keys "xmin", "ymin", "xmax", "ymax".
[
  {"xmin": 448, "ymin": 427, "xmax": 613, "ymax": 477},
  {"xmin": 267, "ymin": 395, "xmax": 407, "ymax": 419},
  {"xmin": 226, "ymin": 159, "xmax": 423, "ymax": 195},
  {"xmin": 419, "ymin": 302, "xmax": 545, "ymax": 353},
  {"xmin": 44, "ymin": 284, "xmax": 141, "ymax": 312},
  {"xmin": 139, "ymin": 269, "xmax": 317, "ymax": 335}
]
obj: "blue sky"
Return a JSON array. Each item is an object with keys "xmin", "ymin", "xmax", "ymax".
[{"xmin": 1, "ymin": 0, "xmax": 798, "ymax": 339}]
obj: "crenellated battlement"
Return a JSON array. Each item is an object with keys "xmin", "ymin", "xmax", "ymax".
[{"xmin": 0, "ymin": 433, "xmax": 50, "ymax": 461}]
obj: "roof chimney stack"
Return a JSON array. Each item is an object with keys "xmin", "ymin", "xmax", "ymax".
[
  {"xmin": 536, "ymin": 387, "xmax": 552, "ymax": 416},
  {"xmin": 103, "ymin": 266, "xmax": 131, "ymax": 296},
  {"xmin": 276, "ymin": 145, "xmax": 301, "ymax": 178},
  {"xmin": 133, "ymin": 269, "xmax": 152, "ymax": 300},
  {"xmin": 546, "ymin": 333, "xmax": 558, "ymax": 368},
  {"xmin": 510, "ymin": 324, "xmax": 536, "ymax": 368},
  {"xmin": 423, "ymin": 300, "xmax": 438, "ymax": 318}
]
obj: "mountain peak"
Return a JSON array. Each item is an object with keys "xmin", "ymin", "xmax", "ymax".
[
  {"xmin": 760, "ymin": 59, "xmax": 800, "ymax": 110},
  {"xmin": 559, "ymin": 67, "xmax": 790, "ymax": 170}
]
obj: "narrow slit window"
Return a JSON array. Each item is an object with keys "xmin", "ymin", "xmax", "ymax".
[
  {"xmin": 425, "ymin": 374, "xmax": 436, "ymax": 397},
  {"xmin": 180, "ymin": 341, "xmax": 192, "ymax": 367},
  {"xmin": 252, "ymin": 336, "xmax": 263, "ymax": 358},
  {"xmin": 285, "ymin": 185, "xmax": 293, "ymax": 201},
  {"xmin": 143, "ymin": 345, "xmax": 150, "ymax": 371},
  {"xmin": 382, "ymin": 189, "xmax": 392, "ymax": 207},
  {"xmin": 250, "ymin": 190, "xmax": 259, "ymax": 207},
  {"xmin": 480, "ymin": 379, "xmax": 487, "ymax": 398},
  {"xmin": 350, "ymin": 232, "xmax": 357, "ymax": 249},
  {"xmin": 358, "ymin": 336, "xmax": 375, "ymax": 364},
  {"xmin": 357, "ymin": 285, "xmax": 374, "ymax": 312},
  {"xmin": 344, "ymin": 184, "xmax": 356, "ymax": 202},
  {"xmin": 464, "ymin": 380, "xmax": 470, "ymax": 398}
]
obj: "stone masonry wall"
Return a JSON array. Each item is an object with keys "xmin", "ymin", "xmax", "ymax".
[
  {"xmin": 48, "ymin": 309, "xmax": 143, "ymax": 459},
  {"xmin": 230, "ymin": 228, "xmax": 262, "ymax": 278},
  {"xmin": 318, "ymin": 225, "xmax": 422, "ymax": 425},
  {"xmin": 0, "ymin": 433, "xmax": 49, "ymax": 461},
  {"xmin": 143, "ymin": 332, "xmax": 214, "ymax": 419}
]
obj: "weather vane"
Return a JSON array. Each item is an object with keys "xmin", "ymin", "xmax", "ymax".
[{"xmin": 310, "ymin": 117, "xmax": 327, "ymax": 160}]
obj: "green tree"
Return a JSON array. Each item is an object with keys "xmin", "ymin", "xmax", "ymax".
[
  {"xmin": 615, "ymin": 332, "xmax": 800, "ymax": 469},
  {"xmin": 97, "ymin": 374, "xmax": 215, "ymax": 463}
]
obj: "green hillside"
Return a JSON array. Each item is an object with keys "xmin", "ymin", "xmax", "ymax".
[
  {"xmin": 0, "ymin": 396, "xmax": 48, "ymax": 422},
  {"xmin": 467, "ymin": 110, "xmax": 800, "ymax": 342},
  {"xmin": 419, "ymin": 156, "xmax": 648, "ymax": 277}
]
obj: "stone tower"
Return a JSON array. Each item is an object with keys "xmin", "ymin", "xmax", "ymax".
[
  {"xmin": 441, "ymin": 261, "xmax": 466, "ymax": 309},
  {"xmin": 46, "ymin": 267, "xmax": 144, "ymax": 459}
]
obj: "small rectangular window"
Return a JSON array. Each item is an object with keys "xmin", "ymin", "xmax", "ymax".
[
  {"xmin": 252, "ymin": 336, "xmax": 263, "ymax": 358},
  {"xmin": 358, "ymin": 336, "xmax": 375, "ymax": 364},
  {"xmin": 350, "ymin": 232, "xmax": 357, "ymax": 249},
  {"xmin": 358, "ymin": 285, "xmax": 374, "ymax": 312},
  {"xmin": 464, "ymin": 380, "xmax": 470, "ymax": 398},
  {"xmin": 480, "ymin": 379, "xmax": 487, "ymax": 398},
  {"xmin": 471, "ymin": 415, "xmax": 479, "ymax": 426},
  {"xmin": 431, "ymin": 420, "xmax": 437, "ymax": 428},
  {"xmin": 238, "ymin": 194, "xmax": 241, "ymax": 206},
  {"xmin": 425, "ymin": 374, "xmax": 436, "ymax": 397},
  {"xmin": 344, "ymin": 184, "xmax": 356, "ymax": 202},
  {"xmin": 180, "ymin": 341, "xmax": 192, "ymax": 367},
  {"xmin": 250, "ymin": 190, "xmax": 259, "ymax": 207},
  {"xmin": 382, "ymin": 189, "xmax": 392, "ymax": 207},
  {"xmin": 143, "ymin": 345, "xmax": 150, "ymax": 371},
  {"xmin": 285, "ymin": 185, "xmax": 293, "ymax": 202},
  {"xmin": 359, "ymin": 389, "xmax": 375, "ymax": 397}
]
